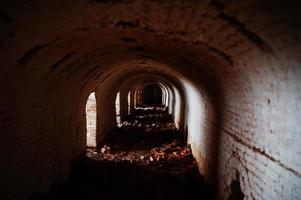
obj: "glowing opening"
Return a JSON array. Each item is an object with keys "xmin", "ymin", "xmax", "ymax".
[
  {"xmin": 128, "ymin": 91, "xmax": 131, "ymax": 115},
  {"xmin": 158, "ymin": 83, "xmax": 169, "ymax": 107},
  {"xmin": 115, "ymin": 92, "xmax": 121, "ymax": 127},
  {"xmin": 86, "ymin": 92, "xmax": 97, "ymax": 147},
  {"xmin": 173, "ymin": 86, "xmax": 181, "ymax": 129},
  {"xmin": 134, "ymin": 87, "xmax": 142, "ymax": 108},
  {"xmin": 164, "ymin": 87, "xmax": 169, "ymax": 106}
]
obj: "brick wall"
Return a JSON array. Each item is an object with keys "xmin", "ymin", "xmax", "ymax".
[
  {"xmin": 0, "ymin": 1, "xmax": 300, "ymax": 199},
  {"xmin": 215, "ymin": 53, "xmax": 301, "ymax": 200}
]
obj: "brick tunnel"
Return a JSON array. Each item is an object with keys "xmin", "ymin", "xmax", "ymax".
[{"xmin": 0, "ymin": 0, "xmax": 301, "ymax": 199}]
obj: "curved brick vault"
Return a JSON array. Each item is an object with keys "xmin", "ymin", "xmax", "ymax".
[{"xmin": 0, "ymin": 0, "xmax": 300, "ymax": 199}]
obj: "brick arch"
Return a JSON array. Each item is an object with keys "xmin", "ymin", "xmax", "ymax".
[
  {"xmin": 114, "ymin": 74, "xmax": 185, "ymax": 130},
  {"xmin": 0, "ymin": 1, "xmax": 300, "ymax": 199}
]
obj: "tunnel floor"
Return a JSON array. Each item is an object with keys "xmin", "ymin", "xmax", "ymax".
[{"xmin": 34, "ymin": 107, "xmax": 215, "ymax": 200}]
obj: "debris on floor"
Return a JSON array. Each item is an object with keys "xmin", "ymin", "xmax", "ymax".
[
  {"xmin": 121, "ymin": 111, "xmax": 176, "ymax": 132},
  {"xmin": 134, "ymin": 106, "xmax": 167, "ymax": 113},
  {"xmin": 86, "ymin": 139, "xmax": 193, "ymax": 164},
  {"xmin": 32, "ymin": 106, "xmax": 215, "ymax": 200},
  {"xmin": 35, "ymin": 140, "xmax": 214, "ymax": 200}
]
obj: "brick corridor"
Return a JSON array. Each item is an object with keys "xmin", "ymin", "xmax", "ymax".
[{"xmin": 1, "ymin": 1, "xmax": 300, "ymax": 199}]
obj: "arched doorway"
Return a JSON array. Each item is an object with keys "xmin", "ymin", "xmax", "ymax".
[{"xmin": 86, "ymin": 92, "xmax": 96, "ymax": 147}]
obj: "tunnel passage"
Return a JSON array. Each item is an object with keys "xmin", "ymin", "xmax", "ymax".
[
  {"xmin": 141, "ymin": 84, "xmax": 163, "ymax": 106},
  {"xmin": 0, "ymin": 0, "xmax": 301, "ymax": 200}
]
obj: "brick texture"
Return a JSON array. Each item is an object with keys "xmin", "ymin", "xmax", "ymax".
[{"xmin": 0, "ymin": 0, "xmax": 300, "ymax": 199}]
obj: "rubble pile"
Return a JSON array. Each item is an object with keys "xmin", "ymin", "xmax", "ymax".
[
  {"xmin": 135, "ymin": 106, "xmax": 166, "ymax": 112},
  {"xmin": 120, "ymin": 120, "xmax": 176, "ymax": 132},
  {"xmin": 133, "ymin": 106, "xmax": 167, "ymax": 115},
  {"xmin": 121, "ymin": 107, "xmax": 176, "ymax": 132},
  {"xmin": 133, "ymin": 113, "xmax": 173, "ymax": 122},
  {"xmin": 86, "ymin": 139, "xmax": 192, "ymax": 165}
]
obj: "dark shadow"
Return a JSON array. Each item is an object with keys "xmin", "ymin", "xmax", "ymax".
[
  {"xmin": 142, "ymin": 84, "xmax": 163, "ymax": 105},
  {"xmin": 227, "ymin": 179, "xmax": 245, "ymax": 200},
  {"xmin": 33, "ymin": 155, "xmax": 214, "ymax": 200}
]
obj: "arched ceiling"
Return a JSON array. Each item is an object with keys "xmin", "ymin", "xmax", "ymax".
[
  {"xmin": 1, "ymin": 0, "xmax": 300, "ymax": 89},
  {"xmin": 0, "ymin": 2, "xmax": 301, "ymax": 199}
]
